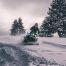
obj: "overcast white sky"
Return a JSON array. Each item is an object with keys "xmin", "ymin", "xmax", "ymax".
[{"xmin": 0, "ymin": 0, "xmax": 52, "ymax": 35}]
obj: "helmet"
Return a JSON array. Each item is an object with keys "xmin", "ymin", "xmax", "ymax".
[{"xmin": 35, "ymin": 23, "xmax": 38, "ymax": 27}]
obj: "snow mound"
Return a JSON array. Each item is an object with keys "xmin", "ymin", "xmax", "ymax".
[
  {"xmin": 0, "ymin": 35, "xmax": 66, "ymax": 66},
  {"xmin": 0, "ymin": 43, "xmax": 59, "ymax": 66},
  {"xmin": 0, "ymin": 43, "xmax": 30, "ymax": 66}
]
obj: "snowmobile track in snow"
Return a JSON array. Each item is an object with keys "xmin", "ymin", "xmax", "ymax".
[
  {"xmin": 43, "ymin": 41, "xmax": 66, "ymax": 49},
  {"xmin": 22, "ymin": 43, "xmax": 39, "ymax": 45}
]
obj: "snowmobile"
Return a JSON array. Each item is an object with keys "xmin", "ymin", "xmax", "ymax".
[{"xmin": 23, "ymin": 33, "xmax": 39, "ymax": 45}]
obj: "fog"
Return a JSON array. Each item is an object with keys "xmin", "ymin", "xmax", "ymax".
[{"xmin": 0, "ymin": 0, "xmax": 52, "ymax": 35}]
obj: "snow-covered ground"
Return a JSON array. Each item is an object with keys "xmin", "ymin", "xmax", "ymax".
[
  {"xmin": 0, "ymin": 35, "xmax": 24, "ymax": 44},
  {"xmin": 0, "ymin": 35, "xmax": 66, "ymax": 66}
]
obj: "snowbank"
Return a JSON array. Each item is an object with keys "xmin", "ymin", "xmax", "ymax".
[{"xmin": 0, "ymin": 35, "xmax": 66, "ymax": 66}]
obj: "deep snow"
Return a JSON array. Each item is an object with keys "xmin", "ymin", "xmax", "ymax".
[{"xmin": 0, "ymin": 35, "xmax": 66, "ymax": 66}]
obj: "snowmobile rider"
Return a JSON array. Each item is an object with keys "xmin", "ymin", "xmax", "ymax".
[{"xmin": 30, "ymin": 23, "xmax": 39, "ymax": 36}]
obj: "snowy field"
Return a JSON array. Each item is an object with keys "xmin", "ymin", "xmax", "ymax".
[{"xmin": 0, "ymin": 35, "xmax": 66, "ymax": 66}]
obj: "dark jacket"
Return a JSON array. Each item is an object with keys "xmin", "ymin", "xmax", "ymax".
[{"xmin": 30, "ymin": 26, "xmax": 39, "ymax": 34}]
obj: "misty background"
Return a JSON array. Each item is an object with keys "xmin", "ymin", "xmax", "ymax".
[{"xmin": 0, "ymin": 0, "xmax": 52, "ymax": 35}]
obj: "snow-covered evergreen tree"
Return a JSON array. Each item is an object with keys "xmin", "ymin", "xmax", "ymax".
[
  {"xmin": 40, "ymin": 0, "xmax": 66, "ymax": 37},
  {"xmin": 18, "ymin": 17, "xmax": 25, "ymax": 34},
  {"xmin": 11, "ymin": 19, "xmax": 18, "ymax": 35},
  {"xmin": 11, "ymin": 18, "xmax": 25, "ymax": 35}
]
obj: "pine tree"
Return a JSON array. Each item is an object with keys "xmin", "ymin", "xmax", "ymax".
[
  {"xmin": 18, "ymin": 17, "xmax": 25, "ymax": 34},
  {"xmin": 40, "ymin": 17, "xmax": 53, "ymax": 37},
  {"xmin": 40, "ymin": 0, "xmax": 66, "ymax": 37},
  {"xmin": 11, "ymin": 19, "xmax": 18, "ymax": 35},
  {"xmin": 11, "ymin": 18, "xmax": 25, "ymax": 35}
]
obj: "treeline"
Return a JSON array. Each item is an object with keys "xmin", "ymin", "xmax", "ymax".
[
  {"xmin": 10, "ymin": 0, "xmax": 66, "ymax": 37},
  {"xmin": 11, "ymin": 17, "xmax": 25, "ymax": 35},
  {"xmin": 40, "ymin": 0, "xmax": 66, "ymax": 37}
]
